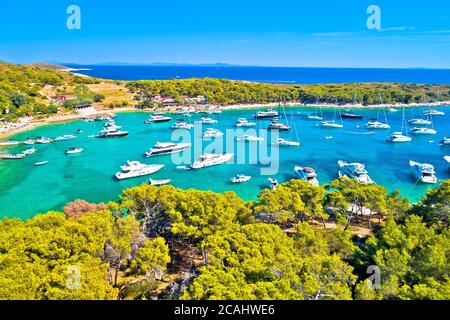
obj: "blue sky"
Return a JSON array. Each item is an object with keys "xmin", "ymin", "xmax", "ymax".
[{"xmin": 1, "ymin": 0, "xmax": 450, "ymax": 68}]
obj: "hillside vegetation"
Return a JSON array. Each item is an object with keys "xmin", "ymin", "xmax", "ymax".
[{"xmin": 1, "ymin": 178, "xmax": 448, "ymax": 300}]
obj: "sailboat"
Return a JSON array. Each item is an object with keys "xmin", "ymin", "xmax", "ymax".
[
  {"xmin": 273, "ymin": 100, "xmax": 300, "ymax": 146},
  {"xmin": 366, "ymin": 95, "xmax": 390, "ymax": 129},
  {"xmin": 409, "ymin": 100, "xmax": 437, "ymax": 135},
  {"xmin": 321, "ymin": 99, "xmax": 344, "ymax": 128},
  {"xmin": 306, "ymin": 97, "xmax": 323, "ymax": 121},
  {"xmin": 386, "ymin": 107, "xmax": 412, "ymax": 143}
]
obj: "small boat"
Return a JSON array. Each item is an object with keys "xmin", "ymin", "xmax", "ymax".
[
  {"xmin": 145, "ymin": 142, "xmax": 191, "ymax": 157},
  {"xmin": 84, "ymin": 117, "xmax": 95, "ymax": 122},
  {"xmin": 191, "ymin": 153, "xmax": 234, "ymax": 169},
  {"xmin": 253, "ymin": 109, "xmax": 280, "ymax": 119},
  {"xmin": 306, "ymin": 114, "xmax": 323, "ymax": 121},
  {"xmin": 35, "ymin": 161, "xmax": 49, "ymax": 166},
  {"xmin": 409, "ymin": 160, "xmax": 438, "ymax": 184},
  {"xmin": 273, "ymin": 138, "xmax": 300, "ymax": 147},
  {"xmin": 365, "ymin": 121, "xmax": 390, "ymax": 129},
  {"xmin": 203, "ymin": 128, "xmax": 223, "ymax": 138},
  {"xmin": 387, "ymin": 132, "xmax": 412, "ymax": 143},
  {"xmin": 0, "ymin": 153, "xmax": 25, "ymax": 160},
  {"xmin": 171, "ymin": 122, "xmax": 194, "ymax": 130},
  {"xmin": 231, "ymin": 174, "xmax": 252, "ymax": 184},
  {"xmin": 65, "ymin": 148, "xmax": 84, "ymax": 155},
  {"xmin": 145, "ymin": 115, "xmax": 173, "ymax": 124},
  {"xmin": 176, "ymin": 165, "xmax": 190, "ymax": 170},
  {"xmin": 96, "ymin": 128, "xmax": 129, "ymax": 138},
  {"xmin": 235, "ymin": 118, "xmax": 256, "ymax": 127},
  {"xmin": 54, "ymin": 135, "xmax": 77, "ymax": 142},
  {"xmin": 268, "ymin": 178, "xmax": 279, "ymax": 190},
  {"xmin": 325, "ymin": 136, "xmax": 333, "ymax": 140},
  {"xmin": 104, "ymin": 120, "xmax": 117, "ymax": 127},
  {"xmin": 23, "ymin": 139, "xmax": 36, "ymax": 145},
  {"xmin": 409, "ymin": 127, "xmax": 437, "ymax": 135},
  {"xmin": 239, "ymin": 135, "xmax": 264, "ymax": 142},
  {"xmin": 0, "ymin": 140, "xmax": 19, "ymax": 146},
  {"xmin": 440, "ymin": 137, "xmax": 450, "ymax": 146},
  {"xmin": 321, "ymin": 121, "xmax": 343, "ymax": 128},
  {"xmin": 23, "ymin": 147, "xmax": 37, "ymax": 155},
  {"xmin": 294, "ymin": 166, "xmax": 319, "ymax": 186},
  {"xmin": 387, "ymin": 108, "xmax": 399, "ymax": 112},
  {"xmin": 338, "ymin": 160, "xmax": 375, "ymax": 185},
  {"xmin": 198, "ymin": 117, "xmax": 218, "ymax": 125},
  {"xmin": 36, "ymin": 137, "xmax": 53, "ymax": 144},
  {"xmin": 149, "ymin": 178, "xmax": 171, "ymax": 186},
  {"xmin": 268, "ymin": 121, "xmax": 291, "ymax": 131},
  {"xmin": 75, "ymin": 129, "xmax": 83, "ymax": 134},
  {"xmin": 408, "ymin": 118, "xmax": 432, "ymax": 126},
  {"xmin": 116, "ymin": 163, "xmax": 165, "ymax": 180},
  {"xmin": 424, "ymin": 109, "xmax": 445, "ymax": 116},
  {"xmin": 341, "ymin": 112, "xmax": 363, "ymax": 119}
]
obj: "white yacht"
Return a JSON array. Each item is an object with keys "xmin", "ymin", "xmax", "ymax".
[
  {"xmin": 338, "ymin": 160, "xmax": 375, "ymax": 184},
  {"xmin": 0, "ymin": 140, "xmax": 19, "ymax": 146},
  {"xmin": 408, "ymin": 118, "xmax": 432, "ymax": 126},
  {"xmin": 145, "ymin": 115, "xmax": 173, "ymax": 124},
  {"xmin": 273, "ymin": 138, "xmax": 300, "ymax": 147},
  {"xmin": 440, "ymin": 137, "xmax": 450, "ymax": 146},
  {"xmin": 235, "ymin": 118, "xmax": 256, "ymax": 127},
  {"xmin": 239, "ymin": 135, "xmax": 264, "ymax": 142},
  {"xmin": 171, "ymin": 122, "xmax": 194, "ymax": 130},
  {"xmin": 23, "ymin": 139, "xmax": 36, "ymax": 145},
  {"xmin": 149, "ymin": 178, "xmax": 171, "ymax": 186},
  {"xmin": 0, "ymin": 153, "xmax": 26, "ymax": 160},
  {"xmin": 321, "ymin": 121, "xmax": 343, "ymax": 128},
  {"xmin": 253, "ymin": 109, "xmax": 280, "ymax": 119},
  {"xmin": 294, "ymin": 166, "xmax": 319, "ymax": 186},
  {"xmin": 409, "ymin": 161, "xmax": 438, "ymax": 184},
  {"xmin": 306, "ymin": 114, "xmax": 323, "ymax": 121},
  {"xmin": 65, "ymin": 148, "xmax": 84, "ymax": 155},
  {"xmin": 54, "ymin": 135, "xmax": 77, "ymax": 142},
  {"xmin": 36, "ymin": 137, "xmax": 53, "ymax": 144},
  {"xmin": 231, "ymin": 174, "xmax": 252, "ymax": 184},
  {"xmin": 409, "ymin": 127, "xmax": 437, "ymax": 135},
  {"xmin": 35, "ymin": 161, "xmax": 49, "ymax": 166},
  {"xmin": 191, "ymin": 153, "xmax": 234, "ymax": 169},
  {"xmin": 23, "ymin": 147, "xmax": 37, "ymax": 155},
  {"xmin": 365, "ymin": 121, "xmax": 390, "ymax": 129},
  {"xmin": 199, "ymin": 117, "xmax": 218, "ymax": 125},
  {"xmin": 203, "ymin": 128, "xmax": 223, "ymax": 139},
  {"xmin": 387, "ymin": 107, "xmax": 399, "ymax": 112},
  {"xmin": 268, "ymin": 121, "xmax": 291, "ymax": 131},
  {"xmin": 96, "ymin": 127, "xmax": 129, "ymax": 138},
  {"xmin": 268, "ymin": 178, "xmax": 279, "ymax": 190},
  {"xmin": 145, "ymin": 142, "xmax": 191, "ymax": 157},
  {"xmin": 424, "ymin": 109, "xmax": 445, "ymax": 116},
  {"xmin": 387, "ymin": 132, "xmax": 412, "ymax": 143},
  {"xmin": 116, "ymin": 163, "xmax": 165, "ymax": 180}
]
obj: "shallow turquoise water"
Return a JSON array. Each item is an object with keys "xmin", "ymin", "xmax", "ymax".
[{"xmin": 0, "ymin": 107, "xmax": 449, "ymax": 219}]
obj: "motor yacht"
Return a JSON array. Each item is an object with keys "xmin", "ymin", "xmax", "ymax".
[
  {"xmin": 409, "ymin": 160, "xmax": 438, "ymax": 184},
  {"xmin": 231, "ymin": 174, "xmax": 252, "ymax": 184},
  {"xmin": 116, "ymin": 163, "xmax": 165, "ymax": 180},
  {"xmin": 0, "ymin": 140, "xmax": 19, "ymax": 146},
  {"xmin": 273, "ymin": 138, "xmax": 300, "ymax": 147},
  {"xmin": 0, "ymin": 153, "xmax": 25, "ymax": 160},
  {"xmin": 191, "ymin": 153, "xmax": 234, "ymax": 169},
  {"xmin": 96, "ymin": 127, "xmax": 129, "ymax": 138},
  {"xmin": 54, "ymin": 135, "xmax": 77, "ymax": 142},
  {"xmin": 268, "ymin": 121, "xmax": 291, "ymax": 131},
  {"xmin": 145, "ymin": 142, "xmax": 190, "ymax": 157},
  {"xmin": 294, "ymin": 166, "xmax": 319, "ymax": 186},
  {"xmin": 171, "ymin": 122, "xmax": 194, "ymax": 129},
  {"xmin": 338, "ymin": 160, "xmax": 375, "ymax": 184},
  {"xmin": 321, "ymin": 121, "xmax": 343, "ymax": 128},
  {"xmin": 65, "ymin": 148, "xmax": 84, "ymax": 155},
  {"xmin": 253, "ymin": 109, "xmax": 280, "ymax": 119},
  {"xmin": 23, "ymin": 147, "xmax": 37, "ymax": 155},
  {"xmin": 149, "ymin": 178, "xmax": 171, "ymax": 186},
  {"xmin": 199, "ymin": 117, "xmax": 218, "ymax": 125},
  {"xmin": 145, "ymin": 115, "xmax": 173, "ymax": 124},
  {"xmin": 235, "ymin": 118, "xmax": 256, "ymax": 127}
]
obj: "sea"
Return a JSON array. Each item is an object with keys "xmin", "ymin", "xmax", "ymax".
[
  {"xmin": 65, "ymin": 64, "xmax": 450, "ymax": 84},
  {"xmin": 0, "ymin": 107, "xmax": 449, "ymax": 219}
]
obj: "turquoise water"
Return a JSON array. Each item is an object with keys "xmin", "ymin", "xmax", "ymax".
[{"xmin": 0, "ymin": 107, "xmax": 449, "ymax": 219}]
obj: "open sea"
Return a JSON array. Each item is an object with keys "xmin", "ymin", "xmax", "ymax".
[
  {"xmin": 65, "ymin": 64, "xmax": 450, "ymax": 84},
  {"xmin": 1, "ymin": 107, "xmax": 449, "ymax": 219}
]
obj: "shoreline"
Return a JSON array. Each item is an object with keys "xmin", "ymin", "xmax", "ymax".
[{"xmin": 1, "ymin": 101, "xmax": 449, "ymax": 140}]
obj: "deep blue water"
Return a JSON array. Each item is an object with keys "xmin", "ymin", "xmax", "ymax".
[{"xmin": 65, "ymin": 64, "xmax": 450, "ymax": 84}]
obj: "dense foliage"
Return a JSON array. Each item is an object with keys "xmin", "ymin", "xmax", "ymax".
[
  {"xmin": 127, "ymin": 78, "xmax": 450, "ymax": 106},
  {"xmin": 1, "ymin": 178, "xmax": 448, "ymax": 300}
]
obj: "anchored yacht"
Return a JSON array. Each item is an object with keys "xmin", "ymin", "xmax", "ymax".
[
  {"xmin": 171, "ymin": 122, "xmax": 194, "ymax": 129},
  {"xmin": 235, "ymin": 118, "xmax": 256, "ymax": 127},
  {"xmin": 365, "ymin": 121, "xmax": 390, "ymax": 129},
  {"xmin": 338, "ymin": 160, "xmax": 375, "ymax": 184},
  {"xmin": 0, "ymin": 140, "xmax": 19, "ymax": 146},
  {"xmin": 387, "ymin": 132, "xmax": 412, "ymax": 143},
  {"xmin": 145, "ymin": 115, "xmax": 173, "ymax": 124},
  {"xmin": 54, "ymin": 135, "xmax": 77, "ymax": 142},
  {"xmin": 65, "ymin": 148, "xmax": 84, "ymax": 155},
  {"xmin": 96, "ymin": 127, "xmax": 129, "ymax": 138},
  {"xmin": 191, "ymin": 153, "xmax": 234, "ymax": 169},
  {"xmin": 408, "ymin": 118, "xmax": 432, "ymax": 126},
  {"xmin": 321, "ymin": 121, "xmax": 343, "ymax": 128},
  {"xmin": 409, "ymin": 161, "xmax": 438, "ymax": 184},
  {"xmin": 231, "ymin": 174, "xmax": 252, "ymax": 184},
  {"xmin": 253, "ymin": 109, "xmax": 280, "ymax": 119},
  {"xmin": 145, "ymin": 142, "xmax": 190, "ymax": 157},
  {"xmin": 294, "ymin": 166, "xmax": 319, "ymax": 186},
  {"xmin": 203, "ymin": 128, "xmax": 223, "ymax": 138},
  {"xmin": 424, "ymin": 109, "xmax": 445, "ymax": 116},
  {"xmin": 0, "ymin": 153, "xmax": 25, "ymax": 160},
  {"xmin": 116, "ymin": 162, "xmax": 164, "ymax": 180},
  {"xmin": 273, "ymin": 138, "xmax": 300, "ymax": 147},
  {"xmin": 23, "ymin": 147, "xmax": 37, "ymax": 155},
  {"xmin": 268, "ymin": 121, "xmax": 291, "ymax": 131},
  {"xmin": 409, "ymin": 127, "xmax": 437, "ymax": 135}
]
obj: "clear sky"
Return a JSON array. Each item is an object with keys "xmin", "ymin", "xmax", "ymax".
[{"xmin": 1, "ymin": 0, "xmax": 450, "ymax": 68}]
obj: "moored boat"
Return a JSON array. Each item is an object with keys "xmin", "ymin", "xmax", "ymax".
[
  {"xmin": 239, "ymin": 135, "xmax": 264, "ymax": 142},
  {"xmin": 144, "ymin": 142, "xmax": 191, "ymax": 157},
  {"xmin": 440, "ymin": 137, "xmax": 450, "ymax": 146},
  {"xmin": 387, "ymin": 132, "xmax": 412, "ymax": 143},
  {"xmin": 231, "ymin": 174, "xmax": 252, "ymax": 184},
  {"xmin": 54, "ymin": 135, "xmax": 77, "ymax": 142},
  {"xmin": 408, "ymin": 118, "xmax": 432, "ymax": 126},
  {"xmin": 0, "ymin": 140, "xmax": 19, "ymax": 146},
  {"xmin": 203, "ymin": 128, "xmax": 223, "ymax": 138},
  {"xmin": 96, "ymin": 127, "xmax": 129, "ymax": 138},
  {"xmin": 268, "ymin": 121, "xmax": 291, "ymax": 131},
  {"xmin": 149, "ymin": 178, "xmax": 171, "ymax": 186},
  {"xmin": 145, "ymin": 115, "xmax": 173, "ymax": 124},
  {"xmin": 409, "ymin": 160, "xmax": 438, "ymax": 184},
  {"xmin": 424, "ymin": 109, "xmax": 445, "ymax": 116},
  {"xmin": 268, "ymin": 178, "xmax": 279, "ymax": 190},
  {"xmin": 273, "ymin": 138, "xmax": 300, "ymax": 147},
  {"xmin": 1, "ymin": 153, "xmax": 25, "ymax": 159},
  {"xmin": 191, "ymin": 153, "xmax": 234, "ymax": 169},
  {"xmin": 294, "ymin": 166, "xmax": 319, "ymax": 186},
  {"xmin": 338, "ymin": 160, "xmax": 375, "ymax": 184},
  {"xmin": 321, "ymin": 121, "xmax": 343, "ymax": 128},
  {"xmin": 235, "ymin": 118, "xmax": 256, "ymax": 127},
  {"xmin": 116, "ymin": 163, "xmax": 165, "ymax": 180},
  {"xmin": 23, "ymin": 147, "xmax": 37, "ymax": 155},
  {"xmin": 409, "ymin": 127, "xmax": 437, "ymax": 135},
  {"xmin": 253, "ymin": 109, "xmax": 280, "ymax": 119},
  {"xmin": 35, "ymin": 161, "xmax": 49, "ymax": 166},
  {"xmin": 65, "ymin": 148, "xmax": 84, "ymax": 155},
  {"xmin": 171, "ymin": 122, "xmax": 194, "ymax": 130},
  {"xmin": 342, "ymin": 112, "xmax": 363, "ymax": 119}
]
